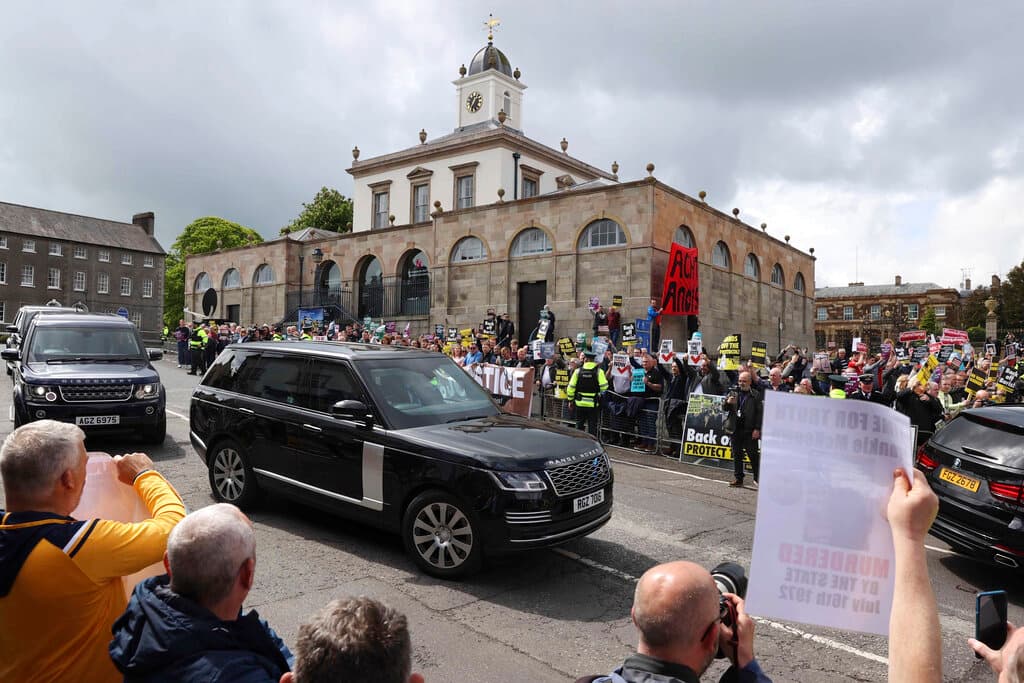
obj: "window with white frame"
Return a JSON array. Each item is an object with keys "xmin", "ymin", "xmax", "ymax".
[
  {"xmin": 578, "ymin": 219, "xmax": 627, "ymax": 250},
  {"xmin": 49, "ymin": 242, "xmax": 63, "ymax": 256},
  {"xmin": 120, "ymin": 277, "xmax": 131, "ymax": 296},
  {"xmin": 510, "ymin": 228, "xmax": 552, "ymax": 257},
  {"xmin": 143, "ymin": 255, "xmax": 154, "ymax": 267},
  {"xmin": 712, "ymin": 241, "xmax": 731, "ymax": 269},
  {"xmin": 373, "ymin": 191, "xmax": 389, "ymax": 229},
  {"xmin": 23, "ymin": 239, "xmax": 35, "ymax": 253},
  {"xmin": 0, "ymin": 301, "xmax": 5, "ymax": 322},
  {"xmin": 522, "ymin": 177, "xmax": 537, "ymax": 198},
  {"xmin": 47, "ymin": 267, "xmax": 60, "ymax": 289},
  {"xmin": 794, "ymin": 272, "xmax": 806, "ymax": 293},
  {"xmin": 73, "ymin": 271, "xmax": 86, "ymax": 291},
  {"xmin": 412, "ymin": 184, "xmax": 430, "ymax": 223},
  {"xmin": 121, "ymin": 252, "xmax": 132, "ymax": 265},
  {"xmin": 770, "ymin": 263, "xmax": 784, "ymax": 286},
  {"xmin": 456, "ymin": 175, "xmax": 474, "ymax": 209},
  {"xmin": 130, "ymin": 311, "xmax": 142, "ymax": 328},
  {"xmin": 816, "ymin": 307, "xmax": 827, "ymax": 321},
  {"xmin": 674, "ymin": 225, "xmax": 695, "ymax": 248},
  {"xmin": 935, "ymin": 305, "xmax": 946, "ymax": 317},
  {"xmin": 97, "ymin": 273, "xmax": 109, "ymax": 294},
  {"xmin": 870, "ymin": 304, "xmax": 880, "ymax": 320},
  {"xmin": 142, "ymin": 279, "xmax": 153, "ymax": 298},
  {"xmin": 98, "ymin": 249, "xmax": 110, "ymax": 262},
  {"xmin": 0, "ymin": 262, "xmax": 5, "ymax": 284},
  {"xmin": 0, "ymin": 235, "xmax": 6, "ymax": 249},
  {"xmin": 451, "ymin": 236, "xmax": 487, "ymax": 263},
  {"xmin": 744, "ymin": 253, "xmax": 760, "ymax": 279},
  {"xmin": 253, "ymin": 264, "xmax": 274, "ymax": 285},
  {"xmin": 907, "ymin": 304, "xmax": 919, "ymax": 320},
  {"xmin": 21, "ymin": 265, "xmax": 34, "ymax": 286},
  {"xmin": 73, "ymin": 245, "xmax": 87, "ymax": 259},
  {"xmin": 843, "ymin": 306, "xmax": 854, "ymax": 321}
]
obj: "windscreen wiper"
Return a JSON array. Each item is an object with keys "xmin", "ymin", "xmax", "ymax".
[{"xmin": 45, "ymin": 357, "xmax": 96, "ymax": 364}]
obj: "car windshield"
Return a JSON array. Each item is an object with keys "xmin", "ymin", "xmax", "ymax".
[
  {"xmin": 931, "ymin": 412, "xmax": 1024, "ymax": 470},
  {"xmin": 27, "ymin": 326, "xmax": 144, "ymax": 363},
  {"xmin": 359, "ymin": 354, "xmax": 499, "ymax": 429}
]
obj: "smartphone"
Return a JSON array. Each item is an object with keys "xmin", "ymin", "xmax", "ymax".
[{"xmin": 976, "ymin": 590, "xmax": 1008, "ymax": 658}]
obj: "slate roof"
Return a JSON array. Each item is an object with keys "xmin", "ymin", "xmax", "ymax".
[
  {"xmin": 0, "ymin": 201, "xmax": 165, "ymax": 254},
  {"xmin": 815, "ymin": 282, "xmax": 951, "ymax": 298}
]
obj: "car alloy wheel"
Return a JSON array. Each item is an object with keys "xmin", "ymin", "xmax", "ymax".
[
  {"xmin": 208, "ymin": 440, "xmax": 258, "ymax": 508},
  {"xmin": 404, "ymin": 491, "xmax": 481, "ymax": 578}
]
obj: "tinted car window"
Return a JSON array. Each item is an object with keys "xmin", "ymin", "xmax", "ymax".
[
  {"xmin": 931, "ymin": 413, "xmax": 1024, "ymax": 470},
  {"xmin": 359, "ymin": 355, "xmax": 498, "ymax": 429},
  {"xmin": 307, "ymin": 361, "xmax": 363, "ymax": 412},
  {"xmin": 27, "ymin": 326, "xmax": 143, "ymax": 362},
  {"xmin": 247, "ymin": 355, "xmax": 307, "ymax": 406},
  {"xmin": 205, "ymin": 350, "xmax": 260, "ymax": 393}
]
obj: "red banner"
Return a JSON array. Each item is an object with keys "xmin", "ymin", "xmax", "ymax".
[
  {"xmin": 941, "ymin": 328, "xmax": 969, "ymax": 344},
  {"xmin": 660, "ymin": 243, "xmax": 699, "ymax": 316},
  {"xmin": 899, "ymin": 330, "xmax": 927, "ymax": 343}
]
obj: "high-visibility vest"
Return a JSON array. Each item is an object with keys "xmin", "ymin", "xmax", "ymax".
[
  {"xmin": 188, "ymin": 329, "xmax": 203, "ymax": 349},
  {"xmin": 567, "ymin": 362, "xmax": 608, "ymax": 408}
]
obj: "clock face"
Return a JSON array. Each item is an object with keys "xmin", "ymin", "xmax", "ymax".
[{"xmin": 465, "ymin": 91, "xmax": 483, "ymax": 113}]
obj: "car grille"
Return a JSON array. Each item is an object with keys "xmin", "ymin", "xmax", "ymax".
[
  {"xmin": 546, "ymin": 454, "xmax": 611, "ymax": 497},
  {"xmin": 505, "ymin": 511, "xmax": 553, "ymax": 525},
  {"xmin": 59, "ymin": 383, "xmax": 134, "ymax": 402}
]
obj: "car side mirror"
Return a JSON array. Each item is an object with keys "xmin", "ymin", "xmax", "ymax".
[
  {"xmin": 147, "ymin": 348, "xmax": 164, "ymax": 361},
  {"xmin": 6, "ymin": 325, "xmax": 17, "ymax": 334},
  {"xmin": 1, "ymin": 348, "xmax": 20, "ymax": 361},
  {"xmin": 330, "ymin": 400, "xmax": 374, "ymax": 427}
]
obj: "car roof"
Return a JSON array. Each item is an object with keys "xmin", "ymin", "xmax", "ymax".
[
  {"xmin": 30, "ymin": 313, "xmax": 136, "ymax": 327},
  {"xmin": 237, "ymin": 340, "xmax": 440, "ymax": 361},
  {"xmin": 963, "ymin": 405, "xmax": 1024, "ymax": 428}
]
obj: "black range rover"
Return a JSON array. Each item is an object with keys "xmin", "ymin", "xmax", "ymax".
[{"xmin": 189, "ymin": 341, "xmax": 614, "ymax": 578}]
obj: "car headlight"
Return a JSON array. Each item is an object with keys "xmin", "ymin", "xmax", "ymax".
[
  {"xmin": 489, "ymin": 470, "xmax": 547, "ymax": 491},
  {"xmin": 134, "ymin": 382, "xmax": 161, "ymax": 400},
  {"xmin": 28, "ymin": 385, "xmax": 58, "ymax": 402}
]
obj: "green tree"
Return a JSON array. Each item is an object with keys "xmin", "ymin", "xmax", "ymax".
[
  {"xmin": 920, "ymin": 306, "xmax": 938, "ymax": 336},
  {"xmin": 959, "ymin": 286, "xmax": 991, "ymax": 330},
  {"xmin": 280, "ymin": 186, "xmax": 353, "ymax": 235},
  {"xmin": 998, "ymin": 260, "xmax": 1024, "ymax": 330},
  {"xmin": 163, "ymin": 216, "xmax": 263, "ymax": 328}
]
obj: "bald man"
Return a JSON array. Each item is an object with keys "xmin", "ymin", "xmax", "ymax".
[{"xmin": 591, "ymin": 561, "xmax": 770, "ymax": 682}]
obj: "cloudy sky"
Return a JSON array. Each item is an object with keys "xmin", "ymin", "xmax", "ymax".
[{"xmin": 1, "ymin": 1, "xmax": 1021, "ymax": 290}]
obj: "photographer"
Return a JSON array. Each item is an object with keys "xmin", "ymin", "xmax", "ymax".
[{"xmin": 585, "ymin": 561, "xmax": 771, "ymax": 682}]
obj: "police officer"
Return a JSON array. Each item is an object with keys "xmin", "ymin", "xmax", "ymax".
[
  {"xmin": 188, "ymin": 324, "xmax": 206, "ymax": 375},
  {"xmin": 567, "ymin": 348, "xmax": 608, "ymax": 438},
  {"xmin": 848, "ymin": 373, "xmax": 893, "ymax": 404}
]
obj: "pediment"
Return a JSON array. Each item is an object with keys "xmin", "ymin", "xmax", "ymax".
[{"xmin": 406, "ymin": 166, "xmax": 434, "ymax": 179}]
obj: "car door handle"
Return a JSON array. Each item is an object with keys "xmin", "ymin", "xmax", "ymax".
[
  {"xmin": 303, "ymin": 423, "xmax": 322, "ymax": 433},
  {"xmin": 238, "ymin": 407, "xmax": 255, "ymax": 415}
]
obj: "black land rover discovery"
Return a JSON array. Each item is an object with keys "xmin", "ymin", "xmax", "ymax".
[{"xmin": 189, "ymin": 341, "xmax": 614, "ymax": 578}]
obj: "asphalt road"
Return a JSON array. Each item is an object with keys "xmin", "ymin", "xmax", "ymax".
[{"xmin": 0, "ymin": 353, "xmax": 1019, "ymax": 682}]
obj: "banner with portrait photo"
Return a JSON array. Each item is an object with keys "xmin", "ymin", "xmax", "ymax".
[
  {"xmin": 718, "ymin": 334, "xmax": 741, "ymax": 371},
  {"xmin": 678, "ymin": 394, "xmax": 747, "ymax": 473}
]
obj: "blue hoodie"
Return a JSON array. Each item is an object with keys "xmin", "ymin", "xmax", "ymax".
[{"xmin": 109, "ymin": 575, "xmax": 293, "ymax": 682}]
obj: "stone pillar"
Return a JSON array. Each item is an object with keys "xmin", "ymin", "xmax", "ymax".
[{"xmin": 985, "ymin": 297, "xmax": 998, "ymax": 340}]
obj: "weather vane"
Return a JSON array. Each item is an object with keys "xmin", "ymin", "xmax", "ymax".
[{"xmin": 483, "ymin": 14, "xmax": 501, "ymax": 42}]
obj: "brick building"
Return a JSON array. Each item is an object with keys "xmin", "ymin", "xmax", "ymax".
[
  {"xmin": 185, "ymin": 36, "xmax": 816, "ymax": 353},
  {"xmin": 814, "ymin": 275, "xmax": 962, "ymax": 350},
  {"xmin": 0, "ymin": 202, "xmax": 165, "ymax": 337}
]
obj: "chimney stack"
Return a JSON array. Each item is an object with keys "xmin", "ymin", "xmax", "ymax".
[
  {"xmin": 894, "ymin": 274, "xmax": 902, "ymax": 286},
  {"xmin": 992, "ymin": 274, "xmax": 1001, "ymax": 287},
  {"xmin": 965, "ymin": 277, "xmax": 971, "ymax": 290},
  {"xmin": 132, "ymin": 212, "xmax": 155, "ymax": 236}
]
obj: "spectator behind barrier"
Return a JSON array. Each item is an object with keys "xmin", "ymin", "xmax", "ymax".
[
  {"xmin": 110, "ymin": 503, "xmax": 293, "ymax": 681},
  {"xmin": 282, "ymin": 596, "xmax": 424, "ymax": 683},
  {"xmin": 0, "ymin": 421, "xmax": 186, "ymax": 682}
]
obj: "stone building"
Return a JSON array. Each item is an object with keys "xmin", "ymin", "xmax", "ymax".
[
  {"xmin": 0, "ymin": 201, "xmax": 165, "ymax": 337},
  {"xmin": 185, "ymin": 35, "xmax": 816, "ymax": 354},
  {"xmin": 814, "ymin": 275, "xmax": 962, "ymax": 350}
]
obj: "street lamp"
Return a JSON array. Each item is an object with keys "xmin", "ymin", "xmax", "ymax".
[
  {"xmin": 311, "ymin": 247, "xmax": 324, "ymax": 306},
  {"xmin": 298, "ymin": 253, "xmax": 305, "ymax": 309}
]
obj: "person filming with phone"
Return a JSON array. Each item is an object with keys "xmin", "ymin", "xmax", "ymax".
[{"xmin": 970, "ymin": 608, "xmax": 1023, "ymax": 682}]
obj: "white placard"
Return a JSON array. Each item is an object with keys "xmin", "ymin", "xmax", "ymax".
[
  {"xmin": 687, "ymin": 339, "xmax": 702, "ymax": 365},
  {"xmin": 746, "ymin": 392, "xmax": 913, "ymax": 636}
]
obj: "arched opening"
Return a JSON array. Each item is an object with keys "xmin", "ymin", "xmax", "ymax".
[
  {"xmin": 194, "ymin": 272, "xmax": 212, "ymax": 292},
  {"xmin": 712, "ymin": 242, "xmax": 731, "ymax": 269},
  {"xmin": 357, "ymin": 256, "xmax": 383, "ymax": 319},
  {"xmin": 222, "ymin": 268, "xmax": 241, "ymax": 289},
  {"xmin": 399, "ymin": 249, "xmax": 429, "ymax": 315},
  {"xmin": 253, "ymin": 264, "xmax": 274, "ymax": 285},
  {"xmin": 771, "ymin": 263, "xmax": 785, "ymax": 286},
  {"xmin": 577, "ymin": 218, "xmax": 627, "ymax": 250},
  {"xmin": 510, "ymin": 227, "xmax": 552, "ymax": 257},
  {"xmin": 794, "ymin": 272, "xmax": 806, "ymax": 293},
  {"xmin": 315, "ymin": 260, "xmax": 343, "ymax": 308},
  {"xmin": 451, "ymin": 236, "xmax": 487, "ymax": 263},
  {"xmin": 744, "ymin": 253, "xmax": 760, "ymax": 279},
  {"xmin": 674, "ymin": 225, "xmax": 695, "ymax": 248}
]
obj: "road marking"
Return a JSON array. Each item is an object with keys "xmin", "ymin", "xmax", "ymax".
[
  {"xmin": 552, "ymin": 546, "xmax": 889, "ymax": 666},
  {"xmin": 166, "ymin": 409, "xmax": 189, "ymax": 422}
]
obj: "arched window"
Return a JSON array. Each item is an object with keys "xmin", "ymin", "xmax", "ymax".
[
  {"xmin": 222, "ymin": 268, "xmax": 241, "ymax": 289},
  {"xmin": 578, "ymin": 218, "xmax": 627, "ymax": 250},
  {"xmin": 451, "ymin": 236, "xmax": 487, "ymax": 263},
  {"xmin": 194, "ymin": 272, "xmax": 212, "ymax": 291},
  {"xmin": 253, "ymin": 264, "xmax": 274, "ymax": 285},
  {"xmin": 771, "ymin": 263, "xmax": 785, "ymax": 286},
  {"xmin": 712, "ymin": 242, "xmax": 731, "ymax": 269},
  {"xmin": 510, "ymin": 228, "xmax": 552, "ymax": 257},
  {"xmin": 744, "ymin": 254, "xmax": 760, "ymax": 279},
  {"xmin": 315, "ymin": 261, "xmax": 342, "ymax": 309},
  {"xmin": 794, "ymin": 272, "xmax": 806, "ymax": 293},
  {"xmin": 400, "ymin": 250, "xmax": 429, "ymax": 315},
  {"xmin": 358, "ymin": 256, "xmax": 384, "ymax": 318},
  {"xmin": 318, "ymin": 261, "xmax": 341, "ymax": 290},
  {"xmin": 674, "ymin": 225, "xmax": 695, "ymax": 248}
]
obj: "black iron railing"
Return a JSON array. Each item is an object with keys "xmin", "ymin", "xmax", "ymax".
[{"xmin": 285, "ymin": 273, "xmax": 430, "ymax": 323}]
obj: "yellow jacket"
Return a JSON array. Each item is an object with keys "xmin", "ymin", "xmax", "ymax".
[{"xmin": 0, "ymin": 471, "xmax": 186, "ymax": 683}]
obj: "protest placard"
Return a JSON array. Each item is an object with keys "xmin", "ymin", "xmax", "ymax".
[
  {"xmin": 612, "ymin": 353, "xmax": 631, "ymax": 376},
  {"xmin": 751, "ymin": 341, "xmax": 768, "ymax": 369},
  {"xmin": 554, "ymin": 368, "xmax": 570, "ymax": 390},
  {"xmin": 986, "ymin": 343, "xmax": 997, "ymax": 357},
  {"xmin": 880, "ymin": 343, "xmax": 892, "ymax": 360},
  {"xmin": 747, "ymin": 393, "xmax": 913, "ymax": 636},
  {"xmin": 535, "ymin": 319, "xmax": 550, "ymax": 340},
  {"xmin": 447, "ymin": 327, "xmax": 458, "ymax": 342},
  {"xmin": 1006, "ymin": 343, "xmax": 1018, "ymax": 362},
  {"xmin": 612, "ymin": 294, "xmax": 623, "ymax": 307},
  {"xmin": 812, "ymin": 352, "xmax": 831, "ymax": 375},
  {"xmin": 621, "ymin": 322, "xmax": 637, "ymax": 344},
  {"xmin": 915, "ymin": 355, "xmax": 939, "ymax": 386},
  {"xmin": 718, "ymin": 334, "xmax": 741, "ymax": 371},
  {"xmin": 592, "ymin": 338, "xmax": 609, "ymax": 358},
  {"xmin": 965, "ymin": 368, "xmax": 987, "ymax": 396},
  {"xmin": 482, "ymin": 318, "xmax": 496, "ymax": 337},
  {"xmin": 531, "ymin": 340, "xmax": 542, "ymax": 360},
  {"xmin": 467, "ymin": 363, "xmax": 534, "ymax": 417},
  {"xmin": 937, "ymin": 344, "xmax": 954, "ymax": 363},
  {"xmin": 557, "ymin": 337, "xmax": 576, "ymax": 357},
  {"xmin": 941, "ymin": 328, "xmax": 969, "ymax": 345},
  {"xmin": 911, "ymin": 345, "xmax": 930, "ymax": 363},
  {"xmin": 588, "ymin": 296, "xmax": 600, "ymax": 312},
  {"xmin": 631, "ymin": 367, "xmax": 646, "ymax": 393},
  {"xmin": 434, "ymin": 324, "xmax": 444, "ymax": 338},
  {"xmin": 660, "ymin": 243, "xmax": 699, "ymax": 316},
  {"xmin": 658, "ymin": 339, "xmax": 674, "ymax": 364},
  {"xmin": 687, "ymin": 339, "xmax": 702, "ymax": 365},
  {"xmin": 894, "ymin": 345, "xmax": 908, "ymax": 362},
  {"xmin": 899, "ymin": 330, "xmax": 927, "ymax": 343},
  {"xmin": 997, "ymin": 365, "xmax": 1019, "ymax": 393},
  {"xmin": 540, "ymin": 342, "xmax": 556, "ymax": 359},
  {"xmin": 856, "ymin": 341, "xmax": 868, "ymax": 354}
]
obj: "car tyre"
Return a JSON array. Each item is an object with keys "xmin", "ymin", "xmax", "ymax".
[
  {"xmin": 208, "ymin": 439, "xmax": 259, "ymax": 509},
  {"xmin": 402, "ymin": 490, "xmax": 482, "ymax": 579},
  {"xmin": 143, "ymin": 412, "xmax": 166, "ymax": 444}
]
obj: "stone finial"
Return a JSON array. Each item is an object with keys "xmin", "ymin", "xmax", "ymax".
[
  {"xmin": 346, "ymin": 222, "xmax": 353, "ymax": 231},
  {"xmin": 985, "ymin": 297, "xmax": 998, "ymax": 315},
  {"xmin": 433, "ymin": 200, "xmax": 443, "ymax": 215},
  {"xmin": 698, "ymin": 190, "xmax": 707, "ymax": 202},
  {"xmin": 611, "ymin": 160, "xmax": 619, "ymax": 175},
  {"xmin": 560, "ymin": 137, "xmax": 568, "ymax": 153},
  {"xmin": 732, "ymin": 208, "xmax": 740, "ymax": 218},
  {"xmin": 809, "ymin": 247, "xmax": 815, "ymax": 255},
  {"xmin": 497, "ymin": 109, "xmax": 506, "ymax": 124},
  {"xmin": 646, "ymin": 163, "xmax": 655, "ymax": 176},
  {"xmin": 513, "ymin": 67, "xmax": 521, "ymax": 80},
  {"xmin": 784, "ymin": 234, "xmax": 791, "ymax": 243},
  {"xmin": 419, "ymin": 129, "xmax": 427, "ymax": 144},
  {"xmin": 761, "ymin": 223, "xmax": 767, "ymax": 231},
  {"xmin": 352, "ymin": 146, "xmax": 360, "ymax": 161},
  {"xmin": 389, "ymin": 214, "xmax": 395, "ymax": 226},
  {"xmin": 459, "ymin": 64, "xmax": 467, "ymax": 77},
  {"xmin": 497, "ymin": 188, "xmax": 505, "ymax": 203}
]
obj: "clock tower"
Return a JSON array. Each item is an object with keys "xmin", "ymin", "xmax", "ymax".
[{"xmin": 454, "ymin": 32, "xmax": 526, "ymax": 131}]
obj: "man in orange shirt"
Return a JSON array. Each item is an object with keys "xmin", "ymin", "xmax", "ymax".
[{"xmin": 0, "ymin": 420, "xmax": 186, "ymax": 682}]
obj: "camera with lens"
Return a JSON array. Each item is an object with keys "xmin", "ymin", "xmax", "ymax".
[{"xmin": 711, "ymin": 562, "xmax": 748, "ymax": 659}]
